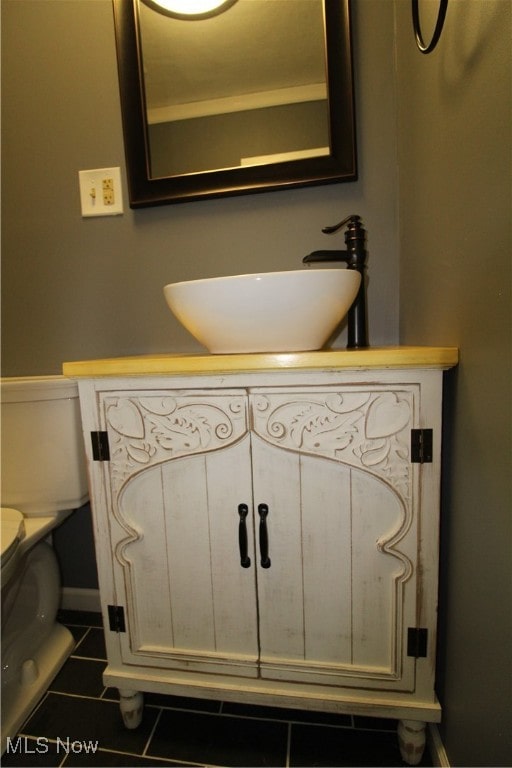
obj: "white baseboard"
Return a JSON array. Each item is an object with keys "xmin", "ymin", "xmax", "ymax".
[
  {"xmin": 428, "ymin": 723, "xmax": 450, "ymax": 767},
  {"xmin": 60, "ymin": 587, "xmax": 101, "ymax": 613}
]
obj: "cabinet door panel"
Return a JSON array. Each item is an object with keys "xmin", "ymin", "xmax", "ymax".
[
  {"xmin": 116, "ymin": 464, "xmax": 174, "ymax": 650},
  {"xmin": 252, "ymin": 437, "xmax": 416, "ymax": 691},
  {"xmin": 202, "ymin": 442, "xmax": 259, "ymax": 655},
  {"xmin": 251, "ymin": 435, "xmax": 305, "ymax": 660},
  {"xmin": 300, "ymin": 453, "xmax": 353, "ymax": 664},
  {"xmin": 114, "ymin": 437, "xmax": 259, "ymax": 676},
  {"xmin": 350, "ymin": 469, "xmax": 409, "ymax": 671},
  {"xmin": 161, "ymin": 454, "xmax": 220, "ymax": 652}
]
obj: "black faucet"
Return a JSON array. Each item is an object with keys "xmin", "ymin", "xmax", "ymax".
[{"xmin": 302, "ymin": 214, "xmax": 368, "ymax": 349}]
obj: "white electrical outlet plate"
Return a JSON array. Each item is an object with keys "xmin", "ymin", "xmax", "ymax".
[{"xmin": 79, "ymin": 167, "xmax": 123, "ymax": 217}]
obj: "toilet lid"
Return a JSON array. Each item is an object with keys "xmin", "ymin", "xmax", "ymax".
[{"xmin": 1, "ymin": 507, "xmax": 25, "ymax": 563}]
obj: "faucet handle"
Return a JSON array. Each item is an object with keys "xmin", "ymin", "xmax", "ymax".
[{"xmin": 322, "ymin": 214, "xmax": 361, "ymax": 235}]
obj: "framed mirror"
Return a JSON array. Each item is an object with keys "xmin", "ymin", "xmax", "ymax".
[{"xmin": 113, "ymin": 0, "xmax": 356, "ymax": 207}]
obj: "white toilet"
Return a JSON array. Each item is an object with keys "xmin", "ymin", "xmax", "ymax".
[{"xmin": 1, "ymin": 376, "xmax": 89, "ymax": 752}]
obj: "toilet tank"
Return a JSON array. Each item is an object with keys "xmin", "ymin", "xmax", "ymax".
[{"xmin": 0, "ymin": 376, "xmax": 89, "ymax": 516}]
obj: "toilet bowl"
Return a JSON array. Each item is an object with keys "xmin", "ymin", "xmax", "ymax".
[{"xmin": 1, "ymin": 376, "xmax": 88, "ymax": 753}]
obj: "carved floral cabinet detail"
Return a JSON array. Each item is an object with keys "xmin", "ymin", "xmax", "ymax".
[{"xmin": 74, "ymin": 360, "xmax": 452, "ymax": 766}]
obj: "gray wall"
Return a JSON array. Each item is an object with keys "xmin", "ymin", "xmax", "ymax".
[
  {"xmin": 395, "ymin": 1, "xmax": 511, "ymax": 766},
  {"xmin": 1, "ymin": 0, "xmax": 398, "ymax": 377},
  {"xmin": 2, "ymin": 1, "xmax": 511, "ymax": 766}
]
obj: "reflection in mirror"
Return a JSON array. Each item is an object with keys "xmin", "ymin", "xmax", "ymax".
[
  {"xmin": 113, "ymin": 0, "xmax": 356, "ymax": 206},
  {"xmin": 139, "ymin": 0, "xmax": 329, "ymax": 177},
  {"xmin": 142, "ymin": 0, "xmax": 238, "ymax": 20}
]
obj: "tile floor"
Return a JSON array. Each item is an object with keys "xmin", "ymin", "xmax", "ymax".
[{"xmin": 3, "ymin": 611, "xmax": 433, "ymax": 767}]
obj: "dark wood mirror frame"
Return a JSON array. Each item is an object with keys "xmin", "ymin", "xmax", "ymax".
[{"xmin": 113, "ymin": 0, "xmax": 357, "ymax": 208}]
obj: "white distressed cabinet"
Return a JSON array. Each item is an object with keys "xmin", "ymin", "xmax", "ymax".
[{"xmin": 67, "ymin": 348, "xmax": 457, "ymax": 765}]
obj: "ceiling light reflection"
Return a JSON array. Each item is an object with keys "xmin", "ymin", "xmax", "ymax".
[{"xmin": 142, "ymin": 0, "xmax": 237, "ymax": 20}]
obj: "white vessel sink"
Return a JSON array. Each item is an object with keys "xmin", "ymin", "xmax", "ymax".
[{"xmin": 163, "ymin": 269, "xmax": 361, "ymax": 354}]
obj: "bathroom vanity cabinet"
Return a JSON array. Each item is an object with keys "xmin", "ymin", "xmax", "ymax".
[{"xmin": 65, "ymin": 347, "xmax": 457, "ymax": 765}]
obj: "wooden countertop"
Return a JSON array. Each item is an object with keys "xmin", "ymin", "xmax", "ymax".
[{"xmin": 63, "ymin": 347, "xmax": 458, "ymax": 377}]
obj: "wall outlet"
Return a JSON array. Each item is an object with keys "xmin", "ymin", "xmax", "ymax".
[
  {"xmin": 79, "ymin": 167, "xmax": 123, "ymax": 217},
  {"xmin": 102, "ymin": 178, "xmax": 115, "ymax": 206}
]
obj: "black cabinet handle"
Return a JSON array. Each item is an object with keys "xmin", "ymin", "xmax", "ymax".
[
  {"xmin": 238, "ymin": 504, "xmax": 251, "ymax": 568},
  {"xmin": 258, "ymin": 504, "xmax": 271, "ymax": 569}
]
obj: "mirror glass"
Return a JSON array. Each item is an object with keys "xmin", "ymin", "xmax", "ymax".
[
  {"xmin": 139, "ymin": 0, "xmax": 329, "ymax": 177},
  {"xmin": 113, "ymin": 0, "xmax": 356, "ymax": 207}
]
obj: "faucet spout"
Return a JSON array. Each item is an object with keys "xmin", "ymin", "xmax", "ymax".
[
  {"xmin": 303, "ymin": 250, "xmax": 349, "ymax": 264},
  {"xmin": 303, "ymin": 215, "xmax": 368, "ymax": 349},
  {"xmin": 303, "ymin": 250, "xmax": 350, "ymax": 264}
]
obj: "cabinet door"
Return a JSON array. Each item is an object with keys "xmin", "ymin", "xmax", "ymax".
[
  {"xmin": 251, "ymin": 388, "xmax": 419, "ymax": 692},
  {"xmin": 100, "ymin": 391, "xmax": 259, "ymax": 677}
]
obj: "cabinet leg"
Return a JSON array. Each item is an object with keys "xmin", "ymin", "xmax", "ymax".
[
  {"xmin": 398, "ymin": 719, "xmax": 426, "ymax": 765},
  {"xmin": 119, "ymin": 689, "xmax": 144, "ymax": 729}
]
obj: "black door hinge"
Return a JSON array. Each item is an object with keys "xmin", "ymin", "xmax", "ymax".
[
  {"xmin": 411, "ymin": 429, "xmax": 433, "ymax": 463},
  {"xmin": 91, "ymin": 431, "xmax": 110, "ymax": 461},
  {"xmin": 407, "ymin": 627, "xmax": 428, "ymax": 657},
  {"xmin": 108, "ymin": 605, "xmax": 126, "ymax": 633}
]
